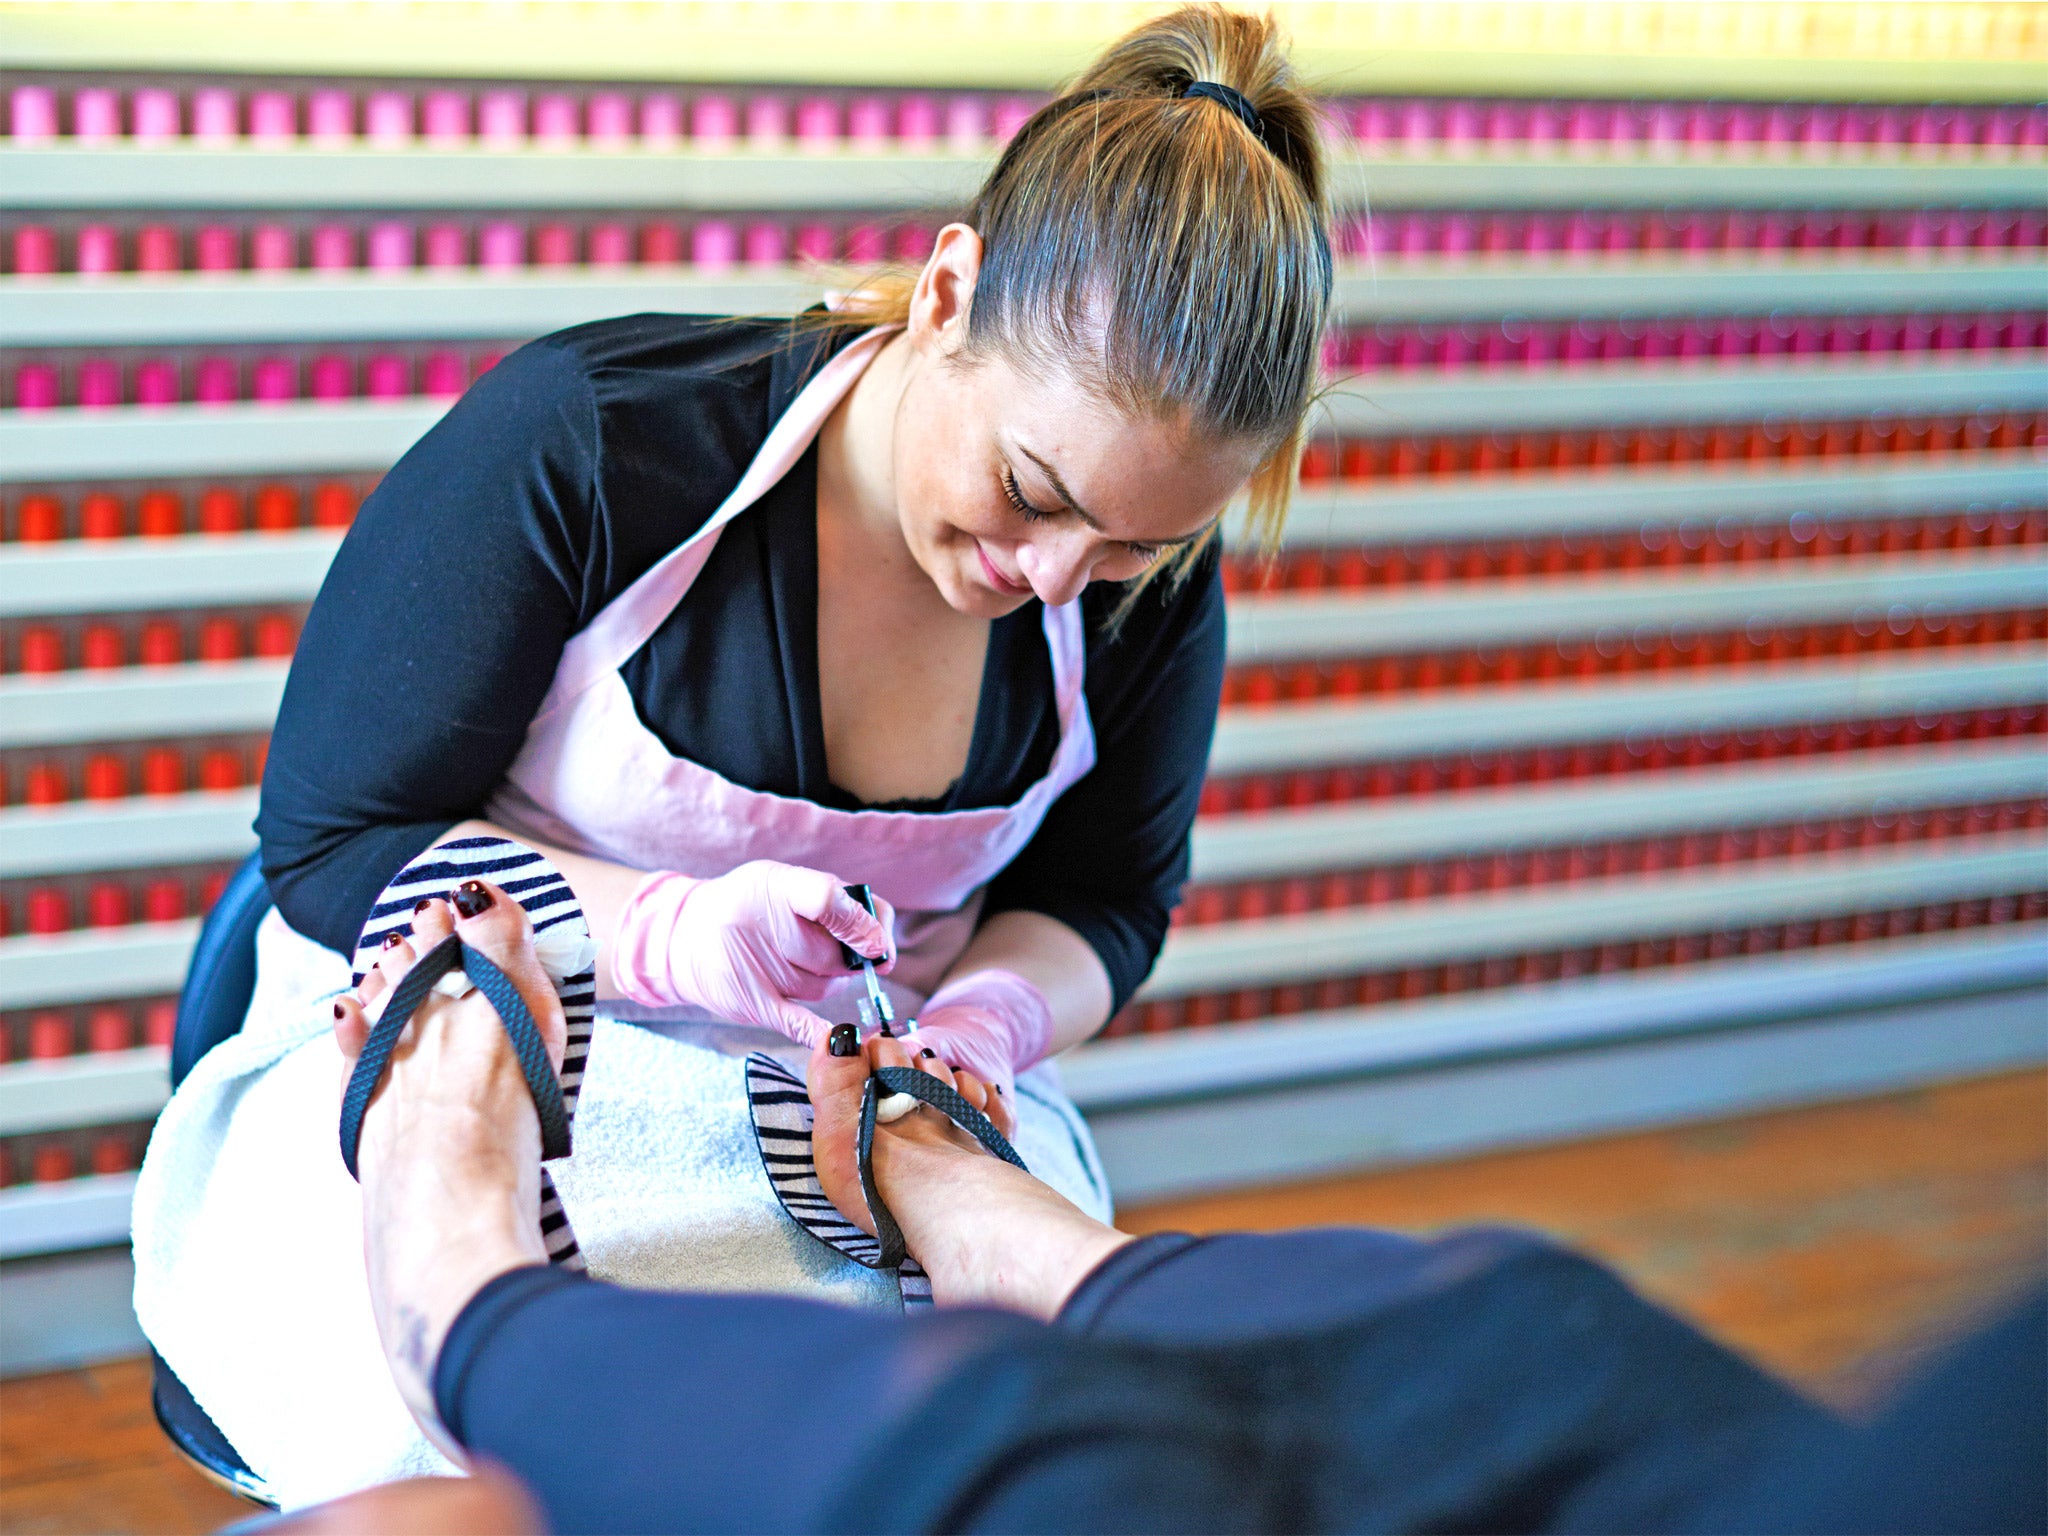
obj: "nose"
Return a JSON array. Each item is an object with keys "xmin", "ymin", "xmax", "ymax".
[{"xmin": 1015, "ymin": 530, "xmax": 1093, "ymax": 607}]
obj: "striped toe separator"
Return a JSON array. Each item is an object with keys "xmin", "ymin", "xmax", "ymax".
[
  {"xmin": 747, "ymin": 1052, "xmax": 1029, "ymax": 1308},
  {"xmin": 351, "ymin": 836, "xmax": 595, "ymax": 1271}
]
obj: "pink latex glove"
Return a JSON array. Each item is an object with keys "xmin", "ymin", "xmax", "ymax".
[
  {"xmin": 905, "ymin": 969, "xmax": 1053, "ymax": 1100},
  {"xmin": 610, "ymin": 861, "xmax": 894, "ymax": 1047}
]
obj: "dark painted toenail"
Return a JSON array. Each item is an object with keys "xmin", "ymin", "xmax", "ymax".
[
  {"xmin": 993, "ymin": 1085, "xmax": 1003, "ymax": 1095},
  {"xmin": 382, "ymin": 931, "xmax": 404, "ymax": 948},
  {"xmin": 452, "ymin": 880, "xmax": 493, "ymax": 917},
  {"xmin": 333, "ymin": 1001, "xmax": 345, "ymax": 1019},
  {"xmin": 828, "ymin": 1023, "xmax": 860, "ymax": 1058},
  {"xmin": 920, "ymin": 1048, "xmax": 936, "ymax": 1059},
  {"xmin": 414, "ymin": 897, "xmax": 434, "ymax": 913}
]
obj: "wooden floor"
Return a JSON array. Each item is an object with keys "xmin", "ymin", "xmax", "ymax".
[{"xmin": 3, "ymin": 1068, "xmax": 2042, "ymax": 1535}]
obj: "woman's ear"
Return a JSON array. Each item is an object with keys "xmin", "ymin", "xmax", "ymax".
[{"xmin": 907, "ymin": 223, "xmax": 983, "ymax": 355}]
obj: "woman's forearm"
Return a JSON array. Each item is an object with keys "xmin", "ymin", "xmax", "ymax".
[{"xmin": 938, "ymin": 909, "xmax": 1114, "ymax": 1055}]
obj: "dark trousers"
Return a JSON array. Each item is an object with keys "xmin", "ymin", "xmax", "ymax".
[{"xmin": 434, "ymin": 1227, "xmax": 2046, "ymax": 1535}]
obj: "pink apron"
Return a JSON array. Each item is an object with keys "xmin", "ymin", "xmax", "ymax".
[{"xmin": 487, "ymin": 327, "xmax": 1099, "ymax": 1012}]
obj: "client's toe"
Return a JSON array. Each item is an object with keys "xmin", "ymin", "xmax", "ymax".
[
  {"xmin": 447, "ymin": 881, "xmax": 565, "ymax": 1070},
  {"xmin": 806, "ymin": 1024, "xmax": 876, "ymax": 1236}
]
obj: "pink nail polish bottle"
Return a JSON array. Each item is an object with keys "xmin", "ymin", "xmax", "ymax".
[
  {"xmin": 585, "ymin": 92, "xmax": 632, "ymax": 150},
  {"xmin": 309, "ymin": 223, "xmax": 355, "ymax": 271},
  {"xmin": 745, "ymin": 94, "xmax": 789, "ymax": 150},
  {"xmin": 78, "ymin": 359, "xmax": 122, "ymax": 408},
  {"xmin": 639, "ymin": 92, "xmax": 683, "ymax": 150},
  {"xmin": 478, "ymin": 90, "xmax": 526, "ymax": 149},
  {"xmin": 8, "ymin": 86, "xmax": 59, "ymax": 144},
  {"xmin": 743, "ymin": 220, "xmax": 786, "ymax": 267},
  {"xmin": 75, "ymin": 224, "xmax": 121, "ymax": 276},
  {"xmin": 135, "ymin": 223, "xmax": 181, "ymax": 273},
  {"xmin": 846, "ymin": 96, "xmax": 890, "ymax": 152},
  {"xmin": 991, "ymin": 97, "xmax": 1036, "ymax": 144},
  {"xmin": 691, "ymin": 219, "xmax": 738, "ymax": 272},
  {"xmin": 73, "ymin": 88, "xmax": 121, "ymax": 143},
  {"xmin": 13, "ymin": 363, "xmax": 59, "ymax": 410},
  {"xmin": 792, "ymin": 222, "xmax": 835, "ymax": 264},
  {"xmin": 794, "ymin": 96, "xmax": 840, "ymax": 151},
  {"xmin": 1441, "ymin": 98, "xmax": 1480, "ymax": 157},
  {"xmin": 366, "ymin": 220, "xmax": 415, "ymax": 270},
  {"xmin": 944, "ymin": 94, "xmax": 988, "ymax": 153},
  {"xmin": 895, "ymin": 94, "xmax": 938, "ymax": 152},
  {"xmin": 1562, "ymin": 212, "xmax": 1596, "ymax": 258},
  {"xmin": 892, "ymin": 223, "xmax": 933, "ymax": 262},
  {"xmin": 844, "ymin": 222, "xmax": 886, "ymax": 263},
  {"xmin": 309, "ymin": 354, "xmax": 353, "ymax": 399},
  {"xmin": 587, "ymin": 221, "xmax": 631, "ymax": 267},
  {"xmin": 637, "ymin": 221, "xmax": 684, "ymax": 265},
  {"xmin": 1395, "ymin": 98, "xmax": 1434, "ymax": 153},
  {"xmin": 364, "ymin": 353, "xmax": 410, "ymax": 398},
  {"xmin": 531, "ymin": 222, "xmax": 577, "ymax": 266},
  {"xmin": 1483, "ymin": 100, "xmax": 1523, "ymax": 150},
  {"xmin": 306, "ymin": 89, "xmax": 354, "ymax": 146},
  {"xmin": 422, "ymin": 222, "xmax": 469, "ymax": 268},
  {"xmin": 421, "ymin": 350, "xmax": 467, "ymax": 397},
  {"xmin": 363, "ymin": 90, "xmax": 412, "ymax": 148},
  {"xmin": 130, "ymin": 88, "xmax": 180, "ymax": 143},
  {"xmin": 420, "ymin": 89, "xmax": 469, "ymax": 147},
  {"xmin": 691, "ymin": 93, "xmax": 738, "ymax": 151},
  {"xmin": 249, "ymin": 223, "xmax": 297, "ymax": 271},
  {"xmin": 531, "ymin": 93, "xmax": 579, "ymax": 150},
  {"xmin": 1522, "ymin": 100, "xmax": 1560, "ymax": 149},
  {"xmin": 248, "ymin": 90, "xmax": 296, "ymax": 145},
  {"xmin": 135, "ymin": 359, "xmax": 179, "ymax": 406},
  {"xmin": 477, "ymin": 221, "xmax": 524, "ymax": 269},
  {"xmin": 1562, "ymin": 101, "xmax": 1601, "ymax": 158},
  {"xmin": 193, "ymin": 356, "xmax": 238, "ymax": 403},
  {"xmin": 192, "ymin": 224, "xmax": 238, "ymax": 272},
  {"xmin": 1439, "ymin": 213, "xmax": 1477, "ymax": 257},
  {"xmin": 12, "ymin": 225, "xmax": 57, "ymax": 276},
  {"xmin": 190, "ymin": 87, "xmax": 238, "ymax": 146}
]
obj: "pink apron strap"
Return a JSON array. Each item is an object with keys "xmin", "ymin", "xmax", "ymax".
[{"xmin": 533, "ymin": 325, "xmax": 898, "ymax": 721}]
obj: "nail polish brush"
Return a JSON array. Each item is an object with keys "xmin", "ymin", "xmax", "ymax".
[{"xmin": 841, "ymin": 883, "xmax": 919, "ymax": 1122}]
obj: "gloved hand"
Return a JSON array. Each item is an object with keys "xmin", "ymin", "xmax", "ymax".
[
  {"xmin": 905, "ymin": 969, "xmax": 1053, "ymax": 1101},
  {"xmin": 610, "ymin": 860, "xmax": 895, "ymax": 1047}
]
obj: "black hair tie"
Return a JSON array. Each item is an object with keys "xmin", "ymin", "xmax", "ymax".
[{"xmin": 1183, "ymin": 79, "xmax": 1269, "ymax": 149}]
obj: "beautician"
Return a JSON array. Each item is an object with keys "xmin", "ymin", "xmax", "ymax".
[{"xmin": 255, "ymin": 4, "xmax": 1332, "ymax": 1091}]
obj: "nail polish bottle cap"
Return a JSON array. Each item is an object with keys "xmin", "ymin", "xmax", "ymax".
[
  {"xmin": 8, "ymin": 86, "xmax": 59, "ymax": 144},
  {"xmin": 248, "ymin": 90, "xmax": 296, "ymax": 144},
  {"xmin": 586, "ymin": 91, "xmax": 633, "ymax": 149},
  {"xmin": 532, "ymin": 92, "xmax": 580, "ymax": 149},
  {"xmin": 478, "ymin": 89, "xmax": 526, "ymax": 148},
  {"xmin": 73, "ymin": 87, "xmax": 121, "ymax": 143}
]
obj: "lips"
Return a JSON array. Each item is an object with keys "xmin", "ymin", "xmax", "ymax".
[{"xmin": 974, "ymin": 541, "xmax": 1030, "ymax": 596}]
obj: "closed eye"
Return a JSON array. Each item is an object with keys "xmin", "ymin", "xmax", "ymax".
[{"xmin": 1001, "ymin": 466, "xmax": 1055, "ymax": 522}]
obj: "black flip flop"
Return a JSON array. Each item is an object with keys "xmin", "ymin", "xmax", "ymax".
[
  {"xmin": 854, "ymin": 1065, "xmax": 1028, "ymax": 1271},
  {"xmin": 339, "ymin": 932, "xmax": 571, "ymax": 1181}
]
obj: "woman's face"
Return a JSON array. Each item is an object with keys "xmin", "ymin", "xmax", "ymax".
[{"xmin": 892, "ymin": 228, "xmax": 1263, "ymax": 620}]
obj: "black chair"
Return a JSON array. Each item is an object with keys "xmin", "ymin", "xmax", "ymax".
[{"xmin": 149, "ymin": 850, "xmax": 278, "ymax": 1506}]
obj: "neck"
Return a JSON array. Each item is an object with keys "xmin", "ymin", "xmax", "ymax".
[{"xmin": 817, "ymin": 330, "xmax": 912, "ymax": 558}]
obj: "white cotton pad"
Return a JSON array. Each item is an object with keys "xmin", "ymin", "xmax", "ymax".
[{"xmin": 874, "ymin": 1091, "xmax": 918, "ymax": 1123}]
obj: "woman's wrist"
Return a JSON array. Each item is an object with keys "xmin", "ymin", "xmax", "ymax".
[{"xmin": 607, "ymin": 868, "xmax": 704, "ymax": 1007}]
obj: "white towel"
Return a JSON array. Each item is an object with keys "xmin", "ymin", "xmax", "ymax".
[{"xmin": 133, "ymin": 899, "xmax": 1111, "ymax": 1509}]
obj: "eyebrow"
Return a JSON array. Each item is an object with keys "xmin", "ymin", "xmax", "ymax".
[{"xmin": 1013, "ymin": 442, "xmax": 1211, "ymax": 549}]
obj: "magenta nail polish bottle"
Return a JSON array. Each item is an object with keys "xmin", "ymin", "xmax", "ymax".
[
  {"xmin": 422, "ymin": 222, "xmax": 468, "ymax": 268},
  {"xmin": 75, "ymin": 224, "xmax": 121, "ymax": 276},
  {"xmin": 1440, "ymin": 213, "xmax": 1477, "ymax": 257},
  {"xmin": 1441, "ymin": 98, "xmax": 1480, "ymax": 156},
  {"xmin": 532, "ymin": 93, "xmax": 579, "ymax": 150},
  {"xmin": 1523, "ymin": 100, "xmax": 1561, "ymax": 149},
  {"xmin": 477, "ymin": 221, "xmax": 524, "ymax": 269},
  {"xmin": 742, "ymin": 220, "xmax": 786, "ymax": 267},
  {"xmin": 14, "ymin": 363, "xmax": 60, "ymax": 410},
  {"xmin": 846, "ymin": 96, "xmax": 890, "ymax": 152},
  {"xmin": 587, "ymin": 221, "xmax": 631, "ymax": 267},
  {"xmin": 1483, "ymin": 100, "xmax": 1523, "ymax": 150},
  {"xmin": 130, "ymin": 88, "xmax": 180, "ymax": 143},
  {"xmin": 531, "ymin": 222, "xmax": 577, "ymax": 266},
  {"xmin": 135, "ymin": 359, "xmax": 179, "ymax": 406},
  {"xmin": 744, "ymin": 94, "xmax": 789, "ymax": 150},
  {"xmin": 944, "ymin": 94, "xmax": 987, "ymax": 153},
  {"xmin": 73, "ymin": 88, "xmax": 121, "ymax": 143},
  {"xmin": 309, "ymin": 354, "xmax": 353, "ymax": 399},
  {"xmin": 585, "ymin": 92, "xmax": 632, "ymax": 150},
  {"xmin": 692, "ymin": 219, "xmax": 738, "ymax": 271},
  {"xmin": 306, "ymin": 89, "xmax": 354, "ymax": 146},
  {"xmin": 991, "ymin": 97, "xmax": 1036, "ymax": 145},
  {"xmin": 1562, "ymin": 212, "xmax": 1596, "ymax": 258},
  {"xmin": 249, "ymin": 224, "xmax": 296, "ymax": 271},
  {"xmin": 637, "ymin": 221, "xmax": 683, "ymax": 265},
  {"xmin": 844, "ymin": 222, "xmax": 886, "ymax": 263},
  {"xmin": 792, "ymin": 222, "xmax": 835, "ymax": 264},
  {"xmin": 364, "ymin": 90, "xmax": 412, "ymax": 147},
  {"xmin": 794, "ymin": 96, "xmax": 839, "ymax": 150},
  {"xmin": 421, "ymin": 350, "xmax": 466, "ymax": 397},
  {"xmin": 366, "ymin": 221, "xmax": 415, "ymax": 270},
  {"xmin": 894, "ymin": 94, "xmax": 937, "ymax": 150},
  {"xmin": 309, "ymin": 223, "xmax": 355, "ymax": 271},
  {"xmin": 248, "ymin": 90, "xmax": 296, "ymax": 145},
  {"xmin": 1562, "ymin": 101, "xmax": 1601, "ymax": 157},
  {"xmin": 364, "ymin": 353, "xmax": 409, "ymax": 398},
  {"xmin": 9, "ymin": 86, "xmax": 59, "ymax": 144},
  {"xmin": 1396, "ymin": 98, "xmax": 1435, "ymax": 152},
  {"xmin": 192, "ymin": 224, "xmax": 238, "ymax": 272},
  {"xmin": 12, "ymin": 225, "xmax": 57, "ymax": 275},
  {"xmin": 421, "ymin": 90, "xmax": 470, "ymax": 147},
  {"xmin": 891, "ymin": 222, "xmax": 933, "ymax": 261},
  {"xmin": 1350, "ymin": 99, "xmax": 1390, "ymax": 148},
  {"xmin": 639, "ymin": 93, "xmax": 683, "ymax": 150},
  {"xmin": 478, "ymin": 90, "xmax": 525, "ymax": 149},
  {"xmin": 252, "ymin": 358, "xmax": 297, "ymax": 402},
  {"xmin": 135, "ymin": 224, "xmax": 181, "ymax": 273},
  {"xmin": 193, "ymin": 357, "xmax": 238, "ymax": 403},
  {"xmin": 78, "ymin": 359, "xmax": 122, "ymax": 408},
  {"xmin": 690, "ymin": 93, "xmax": 738, "ymax": 151},
  {"xmin": 191, "ymin": 87, "xmax": 238, "ymax": 146}
]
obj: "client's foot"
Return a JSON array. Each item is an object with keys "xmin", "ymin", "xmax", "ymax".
[
  {"xmin": 333, "ymin": 883, "xmax": 562, "ymax": 1441},
  {"xmin": 807, "ymin": 1033, "xmax": 1132, "ymax": 1319}
]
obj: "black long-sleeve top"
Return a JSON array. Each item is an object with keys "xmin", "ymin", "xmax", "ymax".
[{"xmin": 256, "ymin": 314, "xmax": 1224, "ymax": 1011}]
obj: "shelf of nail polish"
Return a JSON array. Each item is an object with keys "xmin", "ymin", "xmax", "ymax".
[
  {"xmin": 0, "ymin": 608, "xmax": 303, "ymax": 674},
  {"xmin": 0, "ymin": 735, "xmax": 266, "ymax": 809},
  {"xmin": 0, "ymin": 1121, "xmax": 151, "ymax": 1181},
  {"xmin": 6, "ymin": 81, "xmax": 2040, "ymax": 158},
  {"xmin": 1, "ymin": 345, "xmax": 513, "ymax": 410},
  {"xmin": 0, "ymin": 479, "xmax": 364, "ymax": 541},
  {"xmin": 0, "ymin": 860, "xmax": 240, "ymax": 940}
]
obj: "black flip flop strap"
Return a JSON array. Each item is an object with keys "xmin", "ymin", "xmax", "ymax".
[
  {"xmin": 854, "ymin": 1065, "xmax": 1029, "ymax": 1272},
  {"xmin": 339, "ymin": 934, "xmax": 571, "ymax": 1181}
]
